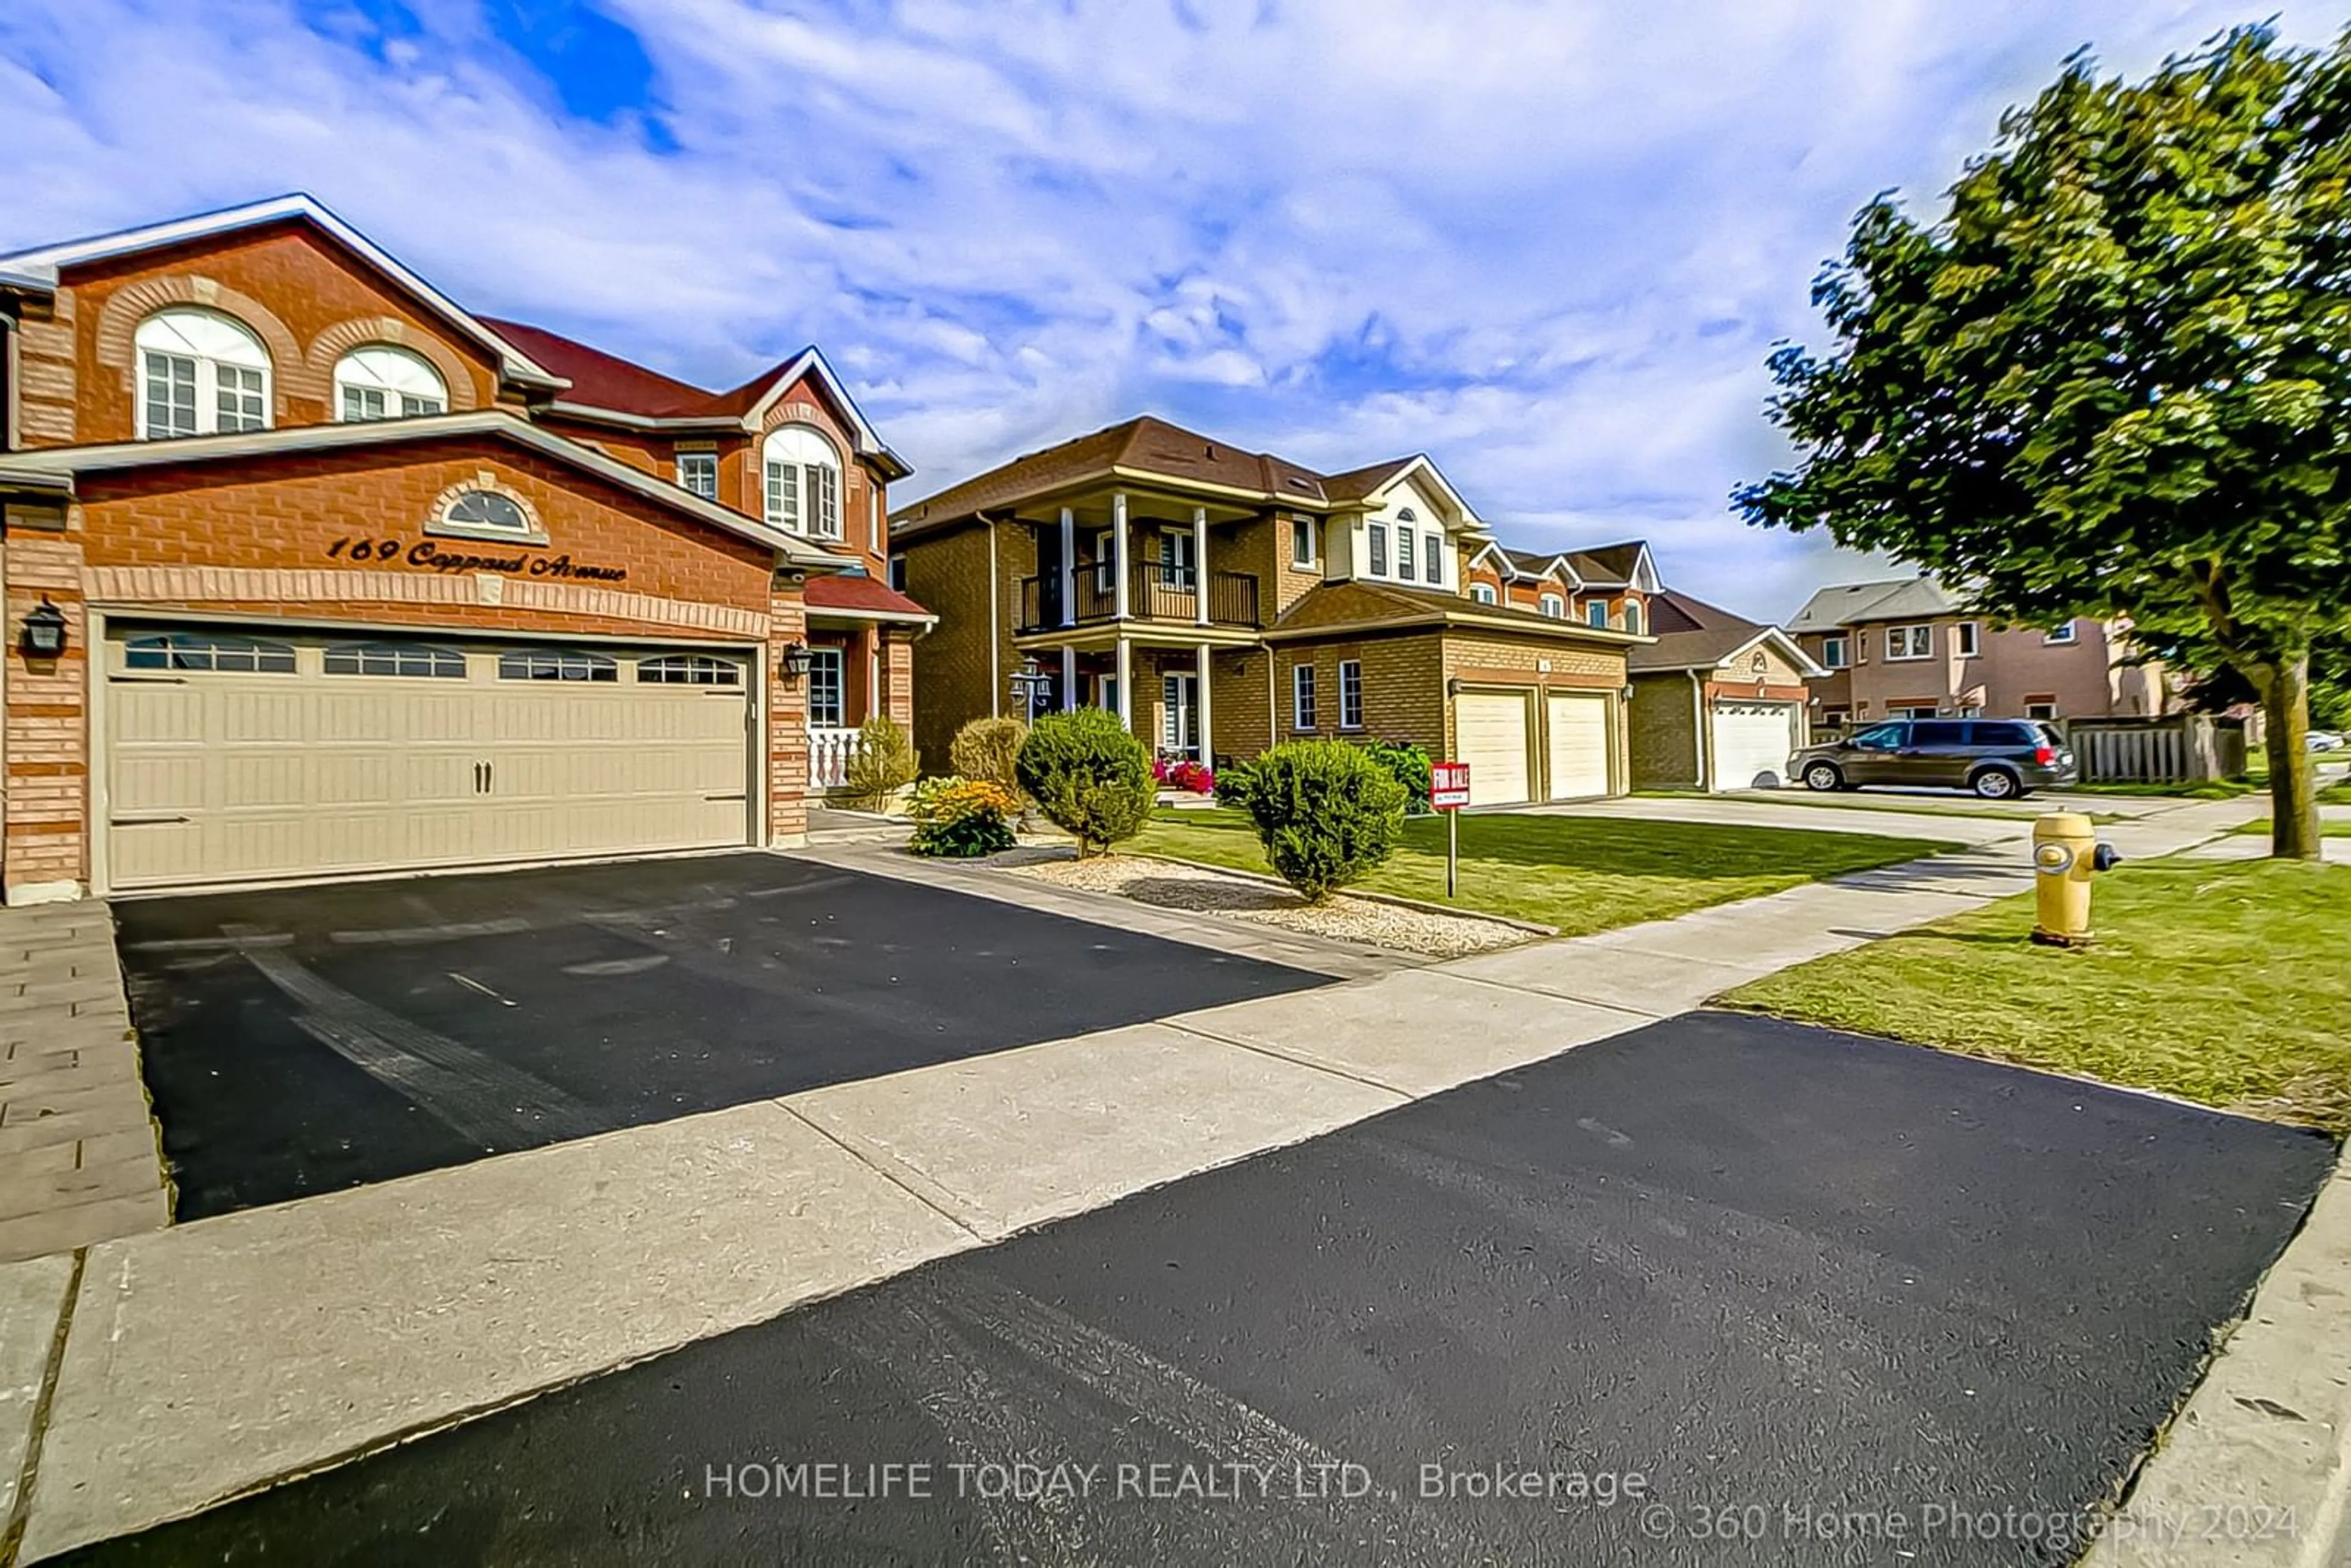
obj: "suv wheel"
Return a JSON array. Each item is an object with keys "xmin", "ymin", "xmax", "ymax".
[
  {"xmin": 1970, "ymin": 766, "xmax": 2020, "ymax": 800},
  {"xmin": 1803, "ymin": 762, "xmax": 1844, "ymax": 792}
]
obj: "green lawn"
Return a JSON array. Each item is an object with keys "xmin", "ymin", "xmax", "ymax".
[
  {"xmin": 1637, "ymin": 787, "xmax": 2123, "ymax": 823},
  {"xmin": 2069, "ymin": 778, "xmax": 2263, "ymax": 800},
  {"xmin": 2323, "ymin": 779, "xmax": 2351, "ymax": 806},
  {"xmin": 1723, "ymin": 858, "xmax": 2351, "ymax": 1131},
  {"xmin": 1130, "ymin": 808, "xmax": 1953, "ymax": 938}
]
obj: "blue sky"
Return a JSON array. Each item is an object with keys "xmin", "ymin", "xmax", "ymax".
[{"xmin": 0, "ymin": 1, "xmax": 2331, "ymax": 618}]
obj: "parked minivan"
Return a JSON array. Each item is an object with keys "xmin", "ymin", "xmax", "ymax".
[{"xmin": 1789, "ymin": 718, "xmax": 2078, "ymax": 799}]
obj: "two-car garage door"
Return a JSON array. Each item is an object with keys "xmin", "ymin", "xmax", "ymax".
[
  {"xmin": 102, "ymin": 625, "xmax": 755, "ymax": 891},
  {"xmin": 1453, "ymin": 689, "xmax": 1615, "ymax": 805}
]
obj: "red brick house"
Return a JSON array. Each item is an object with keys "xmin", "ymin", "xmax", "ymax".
[{"xmin": 0, "ymin": 195, "xmax": 929, "ymax": 902}]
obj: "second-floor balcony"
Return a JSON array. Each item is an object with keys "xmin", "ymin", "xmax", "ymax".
[{"xmin": 1018, "ymin": 562, "xmax": 1261, "ymax": 635}]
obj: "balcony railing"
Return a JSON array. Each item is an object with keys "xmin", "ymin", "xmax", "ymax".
[{"xmin": 1017, "ymin": 563, "xmax": 1259, "ymax": 634}]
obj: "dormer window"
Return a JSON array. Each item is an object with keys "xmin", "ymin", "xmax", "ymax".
[
  {"xmin": 135, "ymin": 309, "xmax": 270, "ymax": 438},
  {"xmin": 1623, "ymin": 601, "xmax": 1643, "ymax": 635},
  {"xmin": 1587, "ymin": 601, "xmax": 1610, "ymax": 629},
  {"xmin": 763, "ymin": 425, "xmax": 842, "ymax": 539},
  {"xmin": 1472, "ymin": 582, "xmax": 1498, "ymax": 605},
  {"xmin": 334, "ymin": 346, "xmax": 446, "ymax": 422},
  {"xmin": 1539, "ymin": 593, "xmax": 1565, "ymax": 619}
]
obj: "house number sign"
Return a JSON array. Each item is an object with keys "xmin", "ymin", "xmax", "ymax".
[{"xmin": 324, "ymin": 537, "xmax": 629, "ymax": 583}]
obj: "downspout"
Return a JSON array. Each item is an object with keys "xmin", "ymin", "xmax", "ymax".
[
  {"xmin": 1689, "ymin": 669, "xmax": 1710, "ymax": 791},
  {"xmin": 978, "ymin": 511, "xmax": 1001, "ymax": 718}
]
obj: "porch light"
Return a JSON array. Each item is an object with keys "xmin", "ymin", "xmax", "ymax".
[
  {"xmin": 778, "ymin": 642, "xmax": 814, "ymax": 683},
  {"xmin": 1620, "ymin": 683, "xmax": 1636, "ymax": 703},
  {"xmin": 20, "ymin": 600, "xmax": 67, "ymax": 659}
]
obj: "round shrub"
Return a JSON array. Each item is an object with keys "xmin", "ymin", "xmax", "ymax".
[
  {"xmin": 1223, "ymin": 740, "xmax": 1408, "ymax": 902},
  {"xmin": 1015, "ymin": 708, "xmax": 1154, "ymax": 856},
  {"xmin": 949, "ymin": 716, "xmax": 1029, "ymax": 793},
  {"xmin": 908, "ymin": 778, "xmax": 1019, "ymax": 858}
]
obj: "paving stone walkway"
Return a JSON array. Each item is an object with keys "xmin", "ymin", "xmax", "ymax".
[{"xmin": 0, "ymin": 902, "xmax": 166, "ymax": 1265}]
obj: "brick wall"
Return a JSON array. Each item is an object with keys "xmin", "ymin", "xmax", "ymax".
[
  {"xmin": 1629, "ymin": 672, "xmax": 1701, "ymax": 788},
  {"xmin": 47, "ymin": 222, "xmax": 505, "ymax": 447},
  {"xmin": 767, "ymin": 585, "xmax": 810, "ymax": 843},
  {"xmin": 1270, "ymin": 632, "xmax": 1445, "ymax": 752},
  {"xmin": 902, "ymin": 520, "xmax": 1028, "ymax": 768},
  {"xmin": 5, "ymin": 532, "xmax": 89, "ymax": 892}
]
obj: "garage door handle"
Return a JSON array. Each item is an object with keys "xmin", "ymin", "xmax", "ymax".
[
  {"xmin": 705, "ymin": 792, "xmax": 749, "ymax": 801},
  {"xmin": 473, "ymin": 761, "xmax": 495, "ymax": 794},
  {"xmin": 110, "ymin": 814, "xmax": 191, "ymax": 826},
  {"xmin": 109, "ymin": 675, "xmax": 189, "ymax": 685}
]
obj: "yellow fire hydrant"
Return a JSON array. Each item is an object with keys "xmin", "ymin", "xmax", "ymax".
[{"xmin": 2031, "ymin": 812, "xmax": 2121, "ymax": 947}]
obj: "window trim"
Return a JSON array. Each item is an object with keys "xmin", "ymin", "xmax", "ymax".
[
  {"xmin": 1622, "ymin": 600, "xmax": 1642, "ymax": 636},
  {"xmin": 432, "ymin": 486, "xmax": 545, "ymax": 544},
  {"xmin": 1338, "ymin": 659, "xmax": 1364, "ymax": 730},
  {"xmin": 122, "ymin": 631, "xmax": 296, "ymax": 673},
  {"xmin": 1366, "ymin": 522, "xmax": 1389, "ymax": 578},
  {"xmin": 135, "ymin": 309, "xmax": 272, "ymax": 440},
  {"xmin": 1820, "ymin": 634, "xmax": 1849, "ymax": 669},
  {"xmin": 332, "ymin": 345, "xmax": 448, "ymax": 424},
  {"xmin": 1536, "ymin": 593, "xmax": 1564, "ymax": 620},
  {"xmin": 1885, "ymin": 623, "xmax": 1933, "ymax": 661},
  {"xmin": 1395, "ymin": 525, "xmax": 1416, "ymax": 582},
  {"xmin": 806, "ymin": 646, "xmax": 847, "ymax": 726},
  {"xmin": 637, "ymin": 653, "xmax": 741, "ymax": 686},
  {"xmin": 1471, "ymin": 582, "xmax": 1498, "ymax": 606},
  {"xmin": 2044, "ymin": 620, "xmax": 2080, "ymax": 646},
  {"xmin": 1289, "ymin": 517, "xmax": 1317, "ymax": 569},
  {"xmin": 1422, "ymin": 530, "xmax": 1444, "ymax": 587},
  {"xmin": 321, "ymin": 640, "xmax": 467, "ymax": 678},
  {"xmin": 1291, "ymin": 663, "xmax": 1317, "ymax": 730},
  {"xmin": 496, "ymin": 648, "xmax": 617, "ymax": 683},
  {"xmin": 762, "ymin": 424, "xmax": 843, "ymax": 539},
  {"xmin": 1954, "ymin": 620, "xmax": 1981, "ymax": 658},
  {"xmin": 675, "ymin": 449, "xmax": 719, "ymax": 500}
]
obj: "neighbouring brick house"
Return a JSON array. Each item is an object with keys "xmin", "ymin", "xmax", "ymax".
[
  {"xmin": 1785, "ymin": 576, "xmax": 2168, "ymax": 729},
  {"xmin": 0, "ymin": 195, "xmax": 930, "ymax": 902},
  {"xmin": 1626, "ymin": 590, "xmax": 1823, "ymax": 790},
  {"xmin": 890, "ymin": 416, "xmax": 1648, "ymax": 806}
]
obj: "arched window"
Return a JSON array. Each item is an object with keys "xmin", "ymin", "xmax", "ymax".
[
  {"xmin": 1539, "ymin": 593, "xmax": 1565, "ymax": 619},
  {"xmin": 1623, "ymin": 600, "xmax": 1643, "ymax": 636},
  {"xmin": 440, "ymin": 490, "xmax": 534, "ymax": 535},
  {"xmin": 323, "ymin": 641, "xmax": 466, "ymax": 678},
  {"xmin": 637, "ymin": 654, "xmax": 741, "ymax": 686},
  {"xmin": 124, "ymin": 631, "xmax": 295, "ymax": 672},
  {"xmin": 1471, "ymin": 582, "xmax": 1498, "ymax": 606},
  {"xmin": 334, "ymin": 346, "xmax": 447, "ymax": 422},
  {"xmin": 762, "ymin": 426, "xmax": 842, "ymax": 538},
  {"xmin": 497, "ymin": 648, "xmax": 617, "ymax": 682},
  {"xmin": 135, "ymin": 310, "xmax": 270, "ymax": 439}
]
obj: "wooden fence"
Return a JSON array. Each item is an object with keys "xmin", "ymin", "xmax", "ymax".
[{"xmin": 2066, "ymin": 715, "xmax": 2245, "ymax": 784}]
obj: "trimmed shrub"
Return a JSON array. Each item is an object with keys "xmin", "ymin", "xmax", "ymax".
[
  {"xmin": 1016, "ymin": 708, "xmax": 1154, "ymax": 856},
  {"xmin": 909, "ymin": 778, "xmax": 1019, "ymax": 858},
  {"xmin": 1222, "ymin": 740, "xmax": 1408, "ymax": 902},
  {"xmin": 949, "ymin": 716, "xmax": 1029, "ymax": 793},
  {"xmin": 1360, "ymin": 738, "xmax": 1434, "ymax": 812},
  {"xmin": 841, "ymin": 716, "xmax": 917, "ymax": 811}
]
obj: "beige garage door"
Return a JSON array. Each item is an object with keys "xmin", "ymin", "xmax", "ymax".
[
  {"xmin": 104, "ymin": 627, "xmax": 754, "ymax": 890},
  {"xmin": 1455, "ymin": 691, "xmax": 1532, "ymax": 805},
  {"xmin": 1546, "ymin": 692, "xmax": 1612, "ymax": 799}
]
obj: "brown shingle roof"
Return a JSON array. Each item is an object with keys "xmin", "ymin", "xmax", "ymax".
[
  {"xmin": 1266, "ymin": 579, "xmax": 1641, "ymax": 643},
  {"xmin": 480, "ymin": 316, "xmax": 785, "ymax": 420},
  {"xmin": 1627, "ymin": 589, "xmax": 1768, "ymax": 671},
  {"xmin": 893, "ymin": 416, "xmax": 1330, "ymax": 537},
  {"xmin": 1319, "ymin": 457, "xmax": 1415, "ymax": 503}
]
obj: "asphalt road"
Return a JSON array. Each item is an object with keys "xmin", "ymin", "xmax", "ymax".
[
  {"xmin": 113, "ymin": 852, "xmax": 1326, "ymax": 1218},
  {"xmin": 63, "ymin": 1012, "xmax": 2334, "ymax": 1567}
]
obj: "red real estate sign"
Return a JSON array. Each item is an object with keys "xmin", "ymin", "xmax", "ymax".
[{"xmin": 1431, "ymin": 762, "xmax": 1471, "ymax": 810}]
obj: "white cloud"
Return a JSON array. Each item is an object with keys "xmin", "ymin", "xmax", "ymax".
[{"xmin": 0, "ymin": 0, "xmax": 2333, "ymax": 618}]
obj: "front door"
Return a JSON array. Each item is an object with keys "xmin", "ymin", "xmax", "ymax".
[{"xmin": 1161, "ymin": 672, "xmax": 1198, "ymax": 758}]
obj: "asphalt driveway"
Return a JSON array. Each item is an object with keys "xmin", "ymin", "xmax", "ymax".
[
  {"xmin": 114, "ymin": 852, "xmax": 1328, "ymax": 1218},
  {"xmin": 64, "ymin": 1011, "xmax": 2334, "ymax": 1566}
]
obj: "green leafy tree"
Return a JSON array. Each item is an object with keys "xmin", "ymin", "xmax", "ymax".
[
  {"xmin": 1221, "ymin": 740, "xmax": 1408, "ymax": 902},
  {"xmin": 1737, "ymin": 26, "xmax": 2351, "ymax": 858},
  {"xmin": 1014, "ymin": 708, "xmax": 1154, "ymax": 856}
]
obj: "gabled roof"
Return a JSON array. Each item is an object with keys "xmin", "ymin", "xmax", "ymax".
[
  {"xmin": 489, "ymin": 319, "xmax": 909, "ymax": 478},
  {"xmin": 1264, "ymin": 579, "xmax": 1651, "ymax": 645},
  {"xmin": 0, "ymin": 194, "xmax": 565, "ymax": 391},
  {"xmin": 1563, "ymin": 541, "xmax": 1659, "ymax": 593},
  {"xmin": 0, "ymin": 408, "xmax": 846, "ymax": 569},
  {"xmin": 1787, "ymin": 576, "xmax": 1958, "ymax": 632},
  {"xmin": 1628, "ymin": 589, "xmax": 1824, "ymax": 676},
  {"xmin": 891, "ymin": 415, "xmax": 1332, "ymax": 537},
  {"xmin": 1319, "ymin": 458, "xmax": 1415, "ymax": 503}
]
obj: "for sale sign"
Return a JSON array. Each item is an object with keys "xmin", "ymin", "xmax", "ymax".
[{"xmin": 1431, "ymin": 762, "xmax": 1471, "ymax": 810}]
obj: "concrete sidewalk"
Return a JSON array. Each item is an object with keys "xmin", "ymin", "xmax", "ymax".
[
  {"xmin": 0, "ymin": 792, "xmax": 2273, "ymax": 1559},
  {"xmin": 0, "ymin": 903, "xmax": 166, "ymax": 1265}
]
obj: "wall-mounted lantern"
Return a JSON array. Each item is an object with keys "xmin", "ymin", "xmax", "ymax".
[
  {"xmin": 778, "ymin": 641, "xmax": 814, "ymax": 683},
  {"xmin": 1619, "ymin": 683, "xmax": 1637, "ymax": 703},
  {"xmin": 20, "ymin": 600, "xmax": 67, "ymax": 659}
]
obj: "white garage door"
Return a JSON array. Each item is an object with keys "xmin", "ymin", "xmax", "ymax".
[
  {"xmin": 103, "ymin": 627, "xmax": 754, "ymax": 890},
  {"xmin": 1711, "ymin": 702, "xmax": 1797, "ymax": 790},
  {"xmin": 1455, "ymin": 691, "xmax": 1532, "ymax": 806},
  {"xmin": 1545, "ymin": 692, "xmax": 1612, "ymax": 799}
]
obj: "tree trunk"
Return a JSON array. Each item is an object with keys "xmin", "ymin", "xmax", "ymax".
[{"xmin": 2260, "ymin": 652, "xmax": 2321, "ymax": 860}]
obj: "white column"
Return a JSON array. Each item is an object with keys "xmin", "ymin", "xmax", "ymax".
[
  {"xmin": 1195, "ymin": 642, "xmax": 1213, "ymax": 763},
  {"xmin": 1115, "ymin": 634, "xmax": 1133, "ymax": 730},
  {"xmin": 1112, "ymin": 490, "xmax": 1131, "ymax": 620},
  {"xmin": 1192, "ymin": 506, "xmax": 1210, "ymax": 626},
  {"xmin": 1060, "ymin": 643, "xmax": 1076, "ymax": 711},
  {"xmin": 1057, "ymin": 506, "xmax": 1076, "ymax": 628}
]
